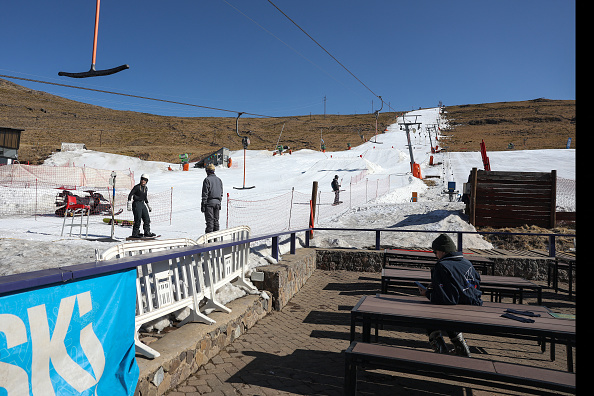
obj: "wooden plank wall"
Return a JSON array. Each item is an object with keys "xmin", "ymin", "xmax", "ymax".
[{"xmin": 469, "ymin": 168, "xmax": 556, "ymax": 228}]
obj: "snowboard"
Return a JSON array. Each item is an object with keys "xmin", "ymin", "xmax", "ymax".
[
  {"xmin": 126, "ymin": 235, "xmax": 161, "ymax": 241},
  {"xmin": 332, "ymin": 201, "xmax": 343, "ymax": 206},
  {"xmin": 103, "ymin": 218, "xmax": 134, "ymax": 227}
]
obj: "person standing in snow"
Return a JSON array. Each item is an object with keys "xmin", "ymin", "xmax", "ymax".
[
  {"xmin": 127, "ymin": 173, "xmax": 155, "ymax": 238},
  {"xmin": 331, "ymin": 175, "xmax": 341, "ymax": 205},
  {"xmin": 201, "ymin": 163, "xmax": 223, "ymax": 234},
  {"xmin": 417, "ymin": 233, "xmax": 482, "ymax": 357}
]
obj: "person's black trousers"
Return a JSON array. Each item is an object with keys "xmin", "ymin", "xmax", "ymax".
[
  {"xmin": 204, "ymin": 204, "xmax": 220, "ymax": 234},
  {"xmin": 132, "ymin": 201, "xmax": 151, "ymax": 235}
]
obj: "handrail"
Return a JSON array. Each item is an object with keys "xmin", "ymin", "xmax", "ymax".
[
  {"xmin": 0, "ymin": 226, "xmax": 574, "ymax": 296},
  {"xmin": 313, "ymin": 227, "xmax": 575, "ymax": 257},
  {"xmin": 0, "ymin": 228, "xmax": 311, "ymax": 295}
]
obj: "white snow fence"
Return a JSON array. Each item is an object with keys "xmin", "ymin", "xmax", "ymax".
[{"xmin": 100, "ymin": 226, "xmax": 256, "ymax": 359}]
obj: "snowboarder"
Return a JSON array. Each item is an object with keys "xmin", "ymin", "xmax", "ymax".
[
  {"xmin": 201, "ymin": 164, "xmax": 223, "ymax": 234},
  {"xmin": 331, "ymin": 175, "xmax": 341, "ymax": 205},
  {"xmin": 127, "ymin": 173, "xmax": 156, "ymax": 238}
]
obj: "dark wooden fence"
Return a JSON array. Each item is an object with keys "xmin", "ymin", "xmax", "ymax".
[{"xmin": 468, "ymin": 168, "xmax": 557, "ymax": 228}]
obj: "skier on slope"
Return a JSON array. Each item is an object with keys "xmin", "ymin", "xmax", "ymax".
[
  {"xmin": 331, "ymin": 175, "xmax": 341, "ymax": 205},
  {"xmin": 127, "ymin": 173, "xmax": 156, "ymax": 238}
]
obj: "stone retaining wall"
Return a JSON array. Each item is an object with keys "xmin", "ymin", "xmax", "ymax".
[
  {"xmin": 490, "ymin": 257, "xmax": 554, "ymax": 281},
  {"xmin": 135, "ymin": 292, "xmax": 272, "ymax": 396},
  {"xmin": 314, "ymin": 248, "xmax": 555, "ymax": 281},
  {"xmin": 315, "ymin": 248, "xmax": 383, "ymax": 272},
  {"xmin": 250, "ymin": 248, "xmax": 316, "ymax": 310}
]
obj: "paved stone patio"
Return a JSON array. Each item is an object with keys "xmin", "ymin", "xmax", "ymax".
[{"xmin": 164, "ymin": 270, "xmax": 575, "ymax": 396}]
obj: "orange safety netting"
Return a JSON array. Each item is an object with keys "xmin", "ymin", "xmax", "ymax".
[
  {"xmin": 0, "ymin": 164, "xmax": 171, "ymax": 223},
  {"xmin": 0, "ymin": 163, "xmax": 134, "ymax": 189},
  {"xmin": 225, "ymin": 174, "xmax": 393, "ymax": 237}
]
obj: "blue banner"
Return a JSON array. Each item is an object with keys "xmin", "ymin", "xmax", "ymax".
[{"xmin": 0, "ymin": 269, "xmax": 139, "ymax": 395}]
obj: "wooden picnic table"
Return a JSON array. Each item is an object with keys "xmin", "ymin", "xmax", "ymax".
[
  {"xmin": 550, "ymin": 252, "xmax": 576, "ymax": 300},
  {"xmin": 381, "ymin": 266, "xmax": 543, "ymax": 305},
  {"xmin": 350, "ymin": 294, "xmax": 576, "ymax": 372},
  {"xmin": 384, "ymin": 249, "xmax": 495, "ymax": 275}
]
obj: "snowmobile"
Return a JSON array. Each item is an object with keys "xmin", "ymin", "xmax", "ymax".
[{"xmin": 55, "ymin": 189, "xmax": 122, "ymax": 217}]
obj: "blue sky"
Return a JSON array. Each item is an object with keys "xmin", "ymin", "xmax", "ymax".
[{"xmin": 1, "ymin": 0, "xmax": 575, "ymax": 118}]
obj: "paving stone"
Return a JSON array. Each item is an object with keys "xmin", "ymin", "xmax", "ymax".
[{"xmin": 166, "ymin": 269, "xmax": 575, "ymax": 396}]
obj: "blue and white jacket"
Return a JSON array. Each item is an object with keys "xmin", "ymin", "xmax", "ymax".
[{"xmin": 426, "ymin": 252, "xmax": 482, "ymax": 306}]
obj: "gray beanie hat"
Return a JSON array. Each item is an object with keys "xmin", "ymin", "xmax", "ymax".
[{"xmin": 432, "ymin": 234, "xmax": 457, "ymax": 253}]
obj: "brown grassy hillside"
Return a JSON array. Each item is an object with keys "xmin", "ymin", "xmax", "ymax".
[
  {"xmin": 0, "ymin": 78, "xmax": 575, "ymax": 165},
  {"xmin": 0, "ymin": 78, "xmax": 398, "ymax": 164},
  {"xmin": 442, "ymin": 99, "xmax": 576, "ymax": 152}
]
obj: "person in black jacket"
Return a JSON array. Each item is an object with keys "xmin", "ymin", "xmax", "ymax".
[
  {"xmin": 418, "ymin": 233, "xmax": 482, "ymax": 356},
  {"xmin": 127, "ymin": 173, "xmax": 155, "ymax": 238},
  {"xmin": 331, "ymin": 175, "xmax": 341, "ymax": 204},
  {"xmin": 201, "ymin": 164, "xmax": 223, "ymax": 234}
]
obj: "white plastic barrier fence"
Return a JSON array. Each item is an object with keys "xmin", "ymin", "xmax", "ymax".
[
  {"xmin": 196, "ymin": 225, "xmax": 257, "ymax": 296},
  {"xmin": 100, "ymin": 238, "xmax": 227, "ymax": 359}
]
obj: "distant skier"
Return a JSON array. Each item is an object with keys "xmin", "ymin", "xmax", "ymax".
[
  {"xmin": 201, "ymin": 163, "xmax": 223, "ymax": 234},
  {"xmin": 331, "ymin": 175, "xmax": 341, "ymax": 205},
  {"xmin": 127, "ymin": 173, "xmax": 156, "ymax": 238}
]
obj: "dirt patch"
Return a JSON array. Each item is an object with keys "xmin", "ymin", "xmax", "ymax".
[{"xmin": 477, "ymin": 225, "xmax": 575, "ymax": 252}]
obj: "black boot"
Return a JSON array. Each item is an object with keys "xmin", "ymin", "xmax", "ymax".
[
  {"xmin": 428, "ymin": 330, "xmax": 449, "ymax": 354},
  {"xmin": 144, "ymin": 228, "xmax": 156, "ymax": 237},
  {"xmin": 450, "ymin": 333, "xmax": 471, "ymax": 357},
  {"xmin": 131, "ymin": 229, "xmax": 141, "ymax": 238}
]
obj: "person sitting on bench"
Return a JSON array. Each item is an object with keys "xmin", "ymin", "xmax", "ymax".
[{"xmin": 417, "ymin": 233, "xmax": 483, "ymax": 356}]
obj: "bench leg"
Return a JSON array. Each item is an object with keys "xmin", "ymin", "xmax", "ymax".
[{"xmin": 567, "ymin": 343, "xmax": 573, "ymax": 372}]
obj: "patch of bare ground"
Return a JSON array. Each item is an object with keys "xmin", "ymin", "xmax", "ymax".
[
  {"xmin": 477, "ymin": 225, "xmax": 575, "ymax": 252},
  {"xmin": 441, "ymin": 98, "xmax": 575, "ymax": 152}
]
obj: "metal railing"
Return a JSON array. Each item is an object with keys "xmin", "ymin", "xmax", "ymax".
[
  {"xmin": 311, "ymin": 227, "xmax": 575, "ymax": 258},
  {"xmin": 0, "ymin": 227, "xmax": 574, "ymax": 298}
]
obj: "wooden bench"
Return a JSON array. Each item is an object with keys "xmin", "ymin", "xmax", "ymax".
[
  {"xmin": 381, "ymin": 267, "xmax": 543, "ymax": 304},
  {"xmin": 384, "ymin": 249, "xmax": 495, "ymax": 275},
  {"xmin": 549, "ymin": 252, "xmax": 575, "ymax": 300},
  {"xmin": 344, "ymin": 341, "xmax": 575, "ymax": 395}
]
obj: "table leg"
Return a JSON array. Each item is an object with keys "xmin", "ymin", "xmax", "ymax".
[
  {"xmin": 566, "ymin": 343, "xmax": 574, "ymax": 372},
  {"xmin": 362, "ymin": 315, "xmax": 371, "ymax": 343}
]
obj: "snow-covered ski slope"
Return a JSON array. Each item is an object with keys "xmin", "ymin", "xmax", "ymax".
[{"xmin": 0, "ymin": 107, "xmax": 575, "ymax": 277}]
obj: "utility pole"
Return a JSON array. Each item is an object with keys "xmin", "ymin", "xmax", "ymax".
[{"xmin": 323, "ymin": 96, "xmax": 326, "ymax": 119}]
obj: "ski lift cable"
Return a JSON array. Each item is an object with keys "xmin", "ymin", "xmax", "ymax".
[
  {"xmin": 1, "ymin": 74, "xmax": 363, "ymax": 123},
  {"xmin": 219, "ymin": 0, "xmax": 358, "ymax": 97},
  {"xmin": 0, "ymin": 74, "xmax": 273, "ymax": 118},
  {"xmin": 1, "ymin": 73, "xmax": 398, "ymax": 132},
  {"xmin": 266, "ymin": 0, "xmax": 393, "ymax": 112}
]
